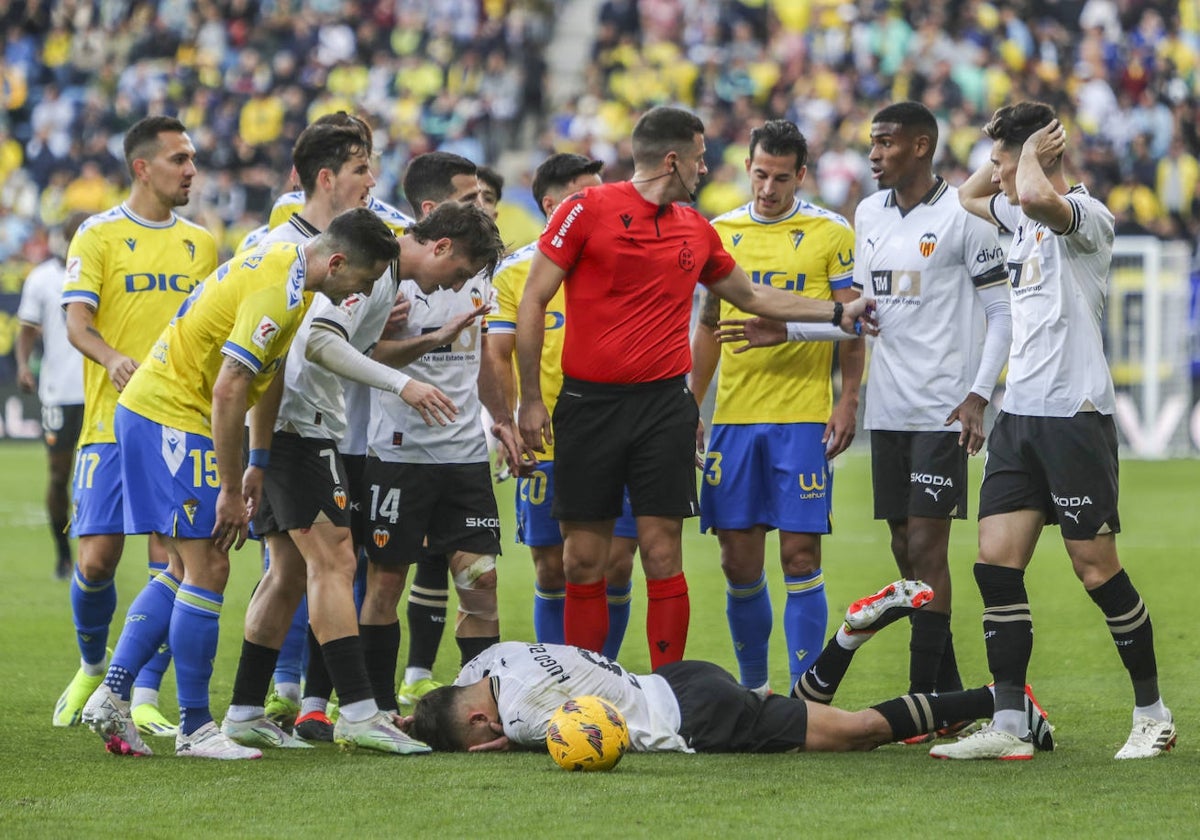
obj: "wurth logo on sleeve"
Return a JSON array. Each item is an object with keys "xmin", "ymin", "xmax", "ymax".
[{"xmin": 549, "ymin": 202, "xmax": 584, "ymax": 248}]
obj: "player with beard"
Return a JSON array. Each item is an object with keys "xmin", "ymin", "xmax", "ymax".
[
  {"xmin": 56, "ymin": 117, "xmax": 217, "ymax": 737},
  {"xmin": 517, "ymin": 106, "xmax": 874, "ymax": 668}
]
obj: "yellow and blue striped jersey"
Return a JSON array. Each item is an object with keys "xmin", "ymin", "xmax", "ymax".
[
  {"xmin": 489, "ymin": 241, "xmax": 567, "ymax": 460},
  {"xmin": 119, "ymin": 242, "xmax": 315, "ymax": 437},
  {"xmin": 61, "ymin": 204, "xmax": 217, "ymax": 445},
  {"xmin": 709, "ymin": 199, "xmax": 854, "ymax": 425}
]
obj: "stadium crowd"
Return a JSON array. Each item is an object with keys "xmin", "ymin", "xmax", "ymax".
[
  {"xmin": 0, "ymin": 0, "xmax": 1198, "ymax": 257},
  {"xmin": 2, "ymin": 0, "xmax": 1186, "ymax": 762}
]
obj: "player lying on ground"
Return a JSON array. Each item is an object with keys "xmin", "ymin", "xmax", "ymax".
[{"xmin": 407, "ymin": 580, "xmax": 1054, "ymax": 757}]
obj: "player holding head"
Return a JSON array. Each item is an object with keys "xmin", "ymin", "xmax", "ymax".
[
  {"xmin": 16, "ymin": 215, "xmax": 88, "ymax": 581},
  {"xmin": 55, "ymin": 116, "xmax": 218, "ymax": 735},
  {"xmin": 516, "ymin": 106, "xmax": 873, "ymax": 667},
  {"xmin": 939, "ymin": 101, "xmax": 1174, "ymax": 760},
  {"xmin": 689, "ymin": 119, "xmax": 864, "ymax": 694},
  {"xmin": 359, "ymin": 150, "xmax": 518, "ymax": 712},
  {"xmin": 79, "ymin": 207, "xmax": 399, "ymax": 759},
  {"xmin": 484, "ymin": 153, "xmax": 638, "ymax": 656}
]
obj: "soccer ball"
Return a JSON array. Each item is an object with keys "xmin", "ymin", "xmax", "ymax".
[{"xmin": 545, "ymin": 695, "xmax": 630, "ymax": 772}]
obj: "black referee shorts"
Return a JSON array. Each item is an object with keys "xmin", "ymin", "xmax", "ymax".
[
  {"xmin": 656, "ymin": 660, "xmax": 808, "ymax": 753},
  {"xmin": 978, "ymin": 411, "xmax": 1121, "ymax": 540},
  {"xmin": 551, "ymin": 375, "xmax": 699, "ymax": 522}
]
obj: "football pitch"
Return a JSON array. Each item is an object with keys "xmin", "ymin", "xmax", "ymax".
[{"xmin": 2, "ymin": 441, "xmax": 1197, "ymax": 837}]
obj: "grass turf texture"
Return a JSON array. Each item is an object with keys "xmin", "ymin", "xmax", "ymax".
[{"xmin": 2, "ymin": 440, "xmax": 1197, "ymax": 837}]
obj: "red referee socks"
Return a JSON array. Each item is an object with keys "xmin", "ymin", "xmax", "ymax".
[
  {"xmin": 564, "ymin": 579, "xmax": 609, "ymax": 654},
  {"xmin": 647, "ymin": 573, "xmax": 689, "ymax": 669}
]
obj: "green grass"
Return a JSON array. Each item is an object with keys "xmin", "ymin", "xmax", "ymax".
[{"xmin": 2, "ymin": 440, "xmax": 1197, "ymax": 837}]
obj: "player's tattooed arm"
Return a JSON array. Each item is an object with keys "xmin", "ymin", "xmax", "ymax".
[{"xmin": 210, "ymin": 355, "xmax": 258, "ymax": 552}]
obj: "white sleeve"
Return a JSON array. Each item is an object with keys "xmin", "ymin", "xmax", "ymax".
[
  {"xmin": 969, "ymin": 283, "xmax": 1012, "ymax": 401},
  {"xmin": 988, "ymin": 193, "xmax": 1022, "ymax": 234},
  {"xmin": 305, "ymin": 324, "xmax": 411, "ymax": 395},
  {"xmin": 16, "ymin": 269, "xmax": 46, "ymax": 325},
  {"xmin": 785, "ymin": 321, "xmax": 856, "ymax": 342}
]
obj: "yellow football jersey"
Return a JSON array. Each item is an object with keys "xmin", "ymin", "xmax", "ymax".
[
  {"xmin": 490, "ymin": 242, "xmax": 567, "ymax": 460},
  {"xmin": 268, "ymin": 191, "xmax": 411, "ymax": 235},
  {"xmin": 61, "ymin": 205, "xmax": 218, "ymax": 445},
  {"xmin": 709, "ymin": 199, "xmax": 855, "ymax": 425},
  {"xmin": 119, "ymin": 242, "xmax": 315, "ymax": 437}
]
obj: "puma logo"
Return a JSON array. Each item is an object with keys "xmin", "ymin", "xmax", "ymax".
[
  {"xmin": 924, "ymin": 487, "xmax": 942, "ymax": 501},
  {"xmin": 1064, "ymin": 510, "xmax": 1081, "ymax": 523}
]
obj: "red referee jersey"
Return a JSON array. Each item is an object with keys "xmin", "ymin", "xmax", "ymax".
[{"xmin": 537, "ymin": 181, "xmax": 736, "ymax": 384}]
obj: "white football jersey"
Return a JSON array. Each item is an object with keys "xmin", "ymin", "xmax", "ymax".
[
  {"xmin": 262, "ymin": 215, "xmax": 400, "ymax": 441},
  {"xmin": 456, "ymin": 642, "xmax": 689, "ymax": 753},
  {"xmin": 988, "ymin": 186, "xmax": 1115, "ymax": 416},
  {"xmin": 854, "ymin": 180, "xmax": 1008, "ymax": 431},
  {"xmin": 367, "ymin": 275, "xmax": 491, "ymax": 464},
  {"xmin": 17, "ymin": 257, "xmax": 85, "ymax": 406}
]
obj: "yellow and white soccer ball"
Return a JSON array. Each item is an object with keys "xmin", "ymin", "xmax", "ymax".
[{"xmin": 545, "ymin": 695, "xmax": 630, "ymax": 771}]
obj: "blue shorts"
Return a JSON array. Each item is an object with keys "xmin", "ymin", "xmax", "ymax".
[
  {"xmin": 114, "ymin": 405, "xmax": 220, "ymax": 539},
  {"xmin": 699, "ymin": 423, "xmax": 832, "ymax": 535},
  {"xmin": 71, "ymin": 442, "xmax": 125, "ymax": 536},
  {"xmin": 515, "ymin": 460, "xmax": 637, "ymax": 547}
]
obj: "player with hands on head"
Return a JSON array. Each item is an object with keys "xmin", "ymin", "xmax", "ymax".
[{"xmin": 938, "ymin": 101, "xmax": 1174, "ymax": 761}]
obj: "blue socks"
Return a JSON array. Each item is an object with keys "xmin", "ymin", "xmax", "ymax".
[
  {"xmin": 274, "ymin": 597, "xmax": 310, "ymax": 686},
  {"xmin": 726, "ymin": 572, "xmax": 773, "ymax": 688},
  {"xmin": 133, "ymin": 562, "xmax": 173, "ymax": 693},
  {"xmin": 784, "ymin": 570, "xmax": 827, "ymax": 684},
  {"xmin": 71, "ymin": 566, "xmax": 116, "ymax": 666},
  {"xmin": 172, "ymin": 583, "xmax": 223, "ymax": 736},
  {"xmin": 533, "ymin": 586, "xmax": 565, "ymax": 644},
  {"xmin": 603, "ymin": 581, "xmax": 633, "ymax": 661},
  {"xmin": 105, "ymin": 572, "xmax": 180, "ymax": 700}
]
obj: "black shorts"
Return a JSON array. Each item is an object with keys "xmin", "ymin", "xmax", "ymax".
[
  {"xmin": 341, "ymin": 453, "xmax": 366, "ymax": 546},
  {"xmin": 362, "ymin": 459, "xmax": 501, "ymax": 566},
  {"xmin": 656, "ymin": 661, "xmax": 807, "ymax": 753},
  {"xmin": 254, "ymin": 432, "xmax": 353, "ymax": 534},
  {"xmin": 978, "ymin": 411, "xmax": 1120, "ymax": 540},
  {"xmin": 43, "ymin": 403, "xmax": 83, "ymax": 454},
  {"xmin": 552, "ymin": 375, "xmax": 699, "ymax": 521},
  {"xmin": 871, "ymin": 430, "xmax": 968, "ymax": 521}
]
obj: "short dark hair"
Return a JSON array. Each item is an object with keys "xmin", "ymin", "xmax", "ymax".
[
  {"xmin": 408, "ymin": 201, "xmax": 505, "ymax": 278},
  {"xmin": 311, "ymin": 111, "xmax": 374, "ymax": 157},
  {"xmin": 410, "ymin": 685, "xmax": 468, "ymax": 751},
  {"xmin": 531, "ymin": 153, "xmax": 604, "ymax": 215},
  {"xmin": 984, "ymin": 101, "xmax": 1056, "ymax": 151},
  {"xmin": 748, "ymin": 120, "xmax": 809, "ymax": 169},
  {"xmin": 631, "ymin": 106, "xmax": 705, "ymax": 168},
  {"xmin": 872, "ymin": 101, "xmax": 939, "ymax": 149},
  {"xmin": 320, "ymin": 207, "xmax": 400, "ymax": 268},
  {"xmin": 403, "ymin": 151, "xmax": 478, "ymax": 211},
  {"xmin": 123, "ymin": 116, "xmax": 188, "ymax": 174},
  {"xmin": 477, "ymin": 166, "xmax": 504, "ymax": 201},
  {"xmin": 291, "ymin": 124, "xmax": 371, "ymax": 197}
]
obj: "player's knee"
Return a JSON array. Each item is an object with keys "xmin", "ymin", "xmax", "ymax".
[
  {"xmin": 532, "ymin": 546, "xmax": 566, "ymax": 589},
  {"xmin": 719, "ymin": 552, "xmax": 764, "ymax": 585},
  {"xmin": 453, "ymin": 555, "xmax": 498, "ymax": 622}
]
